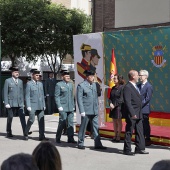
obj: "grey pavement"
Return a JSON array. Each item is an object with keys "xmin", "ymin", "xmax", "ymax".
[{"xmin": 0, "ymin": 115, "xmax": 170, "ymax": 170}]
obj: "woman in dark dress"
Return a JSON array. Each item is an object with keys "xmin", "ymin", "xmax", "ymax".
[{"xmin": 109, "ymin": 74, "xmax": 125, "ymax": 142}]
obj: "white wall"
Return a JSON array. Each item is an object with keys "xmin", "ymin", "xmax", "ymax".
[
  {"xmin": 115, "ymin": 0, "xmax": 170, "ymax": 28},
  {"xmin": 71, "ymin": 0, "xmax": 91, "ymax": 15}
]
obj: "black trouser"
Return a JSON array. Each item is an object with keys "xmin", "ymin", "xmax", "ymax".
[
  {"xmin": 142, "ymin": 114, "xmax": 150, "ymax": 141},
  {"xmin": 124, "ymin": 118, "xmax": 145, "ymax": 152},
  {"xmin": 6, "ymin": 107, "xmax": 26, "ymax": 135}
]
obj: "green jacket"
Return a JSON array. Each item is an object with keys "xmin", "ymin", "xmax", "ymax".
[
  {"xmin": 76, "ymin": 80, "xmax": 99, "ymax": 115},
  {"xmin": 4, "ymin": 77, "xmax": 24, "ymax": 107},
  {"xmin": 55, "ymin": 81, "xmax": 74, "ymax": 112},
  {"xmin": 25, "ymin": 80, "xmax": 45, "ymax": 110}
]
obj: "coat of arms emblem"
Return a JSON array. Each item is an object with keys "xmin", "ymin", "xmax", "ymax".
[{"xmin": 151, "ymin": 45, "xmax": 166, "ymax": 68}]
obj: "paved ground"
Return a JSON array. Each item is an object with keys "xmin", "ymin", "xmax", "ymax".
[{"xmin": 0, "ymin": 115, "xmax": 169, "ymax": 170}]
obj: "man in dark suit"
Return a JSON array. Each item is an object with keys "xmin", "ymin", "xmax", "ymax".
[
  {"xmin": 24, "ymin": 70, "xmax": 48, "ymax": 141},
  {"xmin": 123, "ymin": 70, "xmax": 149, "ymax": 155},
  {"xmin": 55, "ymin": 70, "xmax": 76, "ymax": 143},
  {"xmin": 138, "ymin": 70, "xmax": 153, "ymax": 146},
  {"xmin": 76, "ymin": 70, "xmax": 106, "ymax": 150},
  {"xmin": 3, "ymin": 67, "xmax": 26, "ymax": 138},
  {"xmin": 45, "ymin": 72, "xmax": 56, "ymax": 115}
]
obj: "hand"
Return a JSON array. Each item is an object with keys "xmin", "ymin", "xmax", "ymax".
[
  {"xmin": 132, "ymin": 115, "xmax": 137, "ymax": 119},
  {"xmin": 110, "ymin": 103, "xmax": 115, "ymax": 109},
  {"xmin": 58, "ymin": 107, "xmax": 63, "ymax": 111},
  {"xmin": 5, "ymin": 104, "xmax": 11, "ymax": 109},
  {"xmin": 81, "ymin": 112, "xmax": 85, "ymax": 117},
  {"xmin": 43, "ymin": 107, "xmax": 46, "ymax": 110},
  {"xmin": 46, "ymin": 94, "xmax": 49, "ymax": 97},
  {"xmin": 27, "ymin": 107, "xmax": 31, "ymax": 111}
]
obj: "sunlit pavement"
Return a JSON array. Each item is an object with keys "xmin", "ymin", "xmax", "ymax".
[{"xmin": 0, "ymin": 115, "xmax": 169, "ymax": 170}]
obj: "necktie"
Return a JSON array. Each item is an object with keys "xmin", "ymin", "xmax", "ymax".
[
  {"xmin": 141, "ymin": 84, "xmax": 144, "ymax": 89},
  {"xmin": 15, "ymin": 79, "xmax": 18, "ymax": 84}
]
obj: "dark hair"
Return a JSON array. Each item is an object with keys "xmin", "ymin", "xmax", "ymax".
[
  {"xmin": 114, "ymin": 74, "xmax": 125, "ymax": 85},
  {"xmin": 32, "ymin": 141, "xmax": 62, "ymax": 170},
  {"xmin": 1, "ymin": 153, "xmax": 39, "ymax": 170},
  {"xmin": 151, "ymin": 160, "xmax": 170, "ymax": 170},
  {"xmin": 82, "ymin": 50, "xmax": 90, "ymax": 58}
]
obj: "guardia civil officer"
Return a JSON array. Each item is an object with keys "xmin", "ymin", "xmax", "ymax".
[
  {"xmin": 77, "ymin": 70, "xmax": 107, "ymax": 150},
  {"xmin": 24, "ymin": 70, "xmax": 48, "ymax": 141},
  {"xmin": 3, "ymin": 67, "xmax": 26, "ymax": 137},
  {"xmin": 55, "ymin": 70, "xmax": 76, "ymax": 143},
  {"xmin": 45, "ymin": 72, "xmax": 56, "ymax": 115}
]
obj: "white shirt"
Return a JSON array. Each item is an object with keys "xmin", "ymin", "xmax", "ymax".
[{"xmin": 12, "ymin": 77, "xmax": 18, "ymax": 84}]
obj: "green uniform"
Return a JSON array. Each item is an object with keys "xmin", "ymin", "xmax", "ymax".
[
  {"xmin": 76, "ymin": 80, "xmax": 103, "ymax": 147},
  {"xmin": 55, "ymin": 80, "xmax": 75, "ymax": 142},
  {"xmin": 4, "ymin": 78, "xmax": 26, "ymax": 135},
  {"xmin": 25, "ymin": 80, "xmax": 46, "ymax": 138}
]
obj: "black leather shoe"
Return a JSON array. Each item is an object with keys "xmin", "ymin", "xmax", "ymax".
[
  {"xmin": 28, "ymin": 131, "xmax": 32, "ymax": 135},
  {"xmin": 56, "ymin": 140, "xmax": 61, "ymax": 143},
  {"xmin": 135, "ymin": 150, "xmax": 149, "ymax": 154},
  {"xmin": 94, "ymin": 146, "xmax": 107, "ymax": 150},
  {"xmin": 78, "ymin": 145, "xmax": 85, "ymax": 150},
  {"xmin": 39, "ymin": 137, "xmax": 49, "ymax": 141},
  {"xmin": 6, "ymin": 133, "xmax": 13, "ymax": 138},
  {"xmin": 68, "ymin": 140, "xmax": 77, "ymax": 144},
  {"xmin": 123, "ymin": 151, "xmax": 135, "ymax": 156},
  {"xmin": 24, "ymin": 136, "xmax": 28, "ymax": 141}
]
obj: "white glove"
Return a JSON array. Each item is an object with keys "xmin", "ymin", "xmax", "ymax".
[
  {"xmin": 81, "ymin": 112, "xmax": 85, "ymax": 117},
  {"xmin": 58, "ymin": 107, "xmax": 63, "ymax": 111},
  {"xmin": 5, "ymin": 104, "xmax": 11, "ymax": 109},
  {"xmin": 43, "ymin": 107, "xmax": 46, "ymax": 110},
  {"xmin": 46, "ymin": 94, "xmax": 49, "ymax": 97},
  {"xmin": 27, "ymin": 107, "xmax": 31, "ymax": 111}
]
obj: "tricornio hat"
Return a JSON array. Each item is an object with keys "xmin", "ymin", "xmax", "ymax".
[
  {"xmin": 30, "ymin": 68, "xmax": 37, "ymax": 73},
  {"xmin": 60, "ymin": 69, "xmax": 70, "ymax": 76},
  {"xmin": 83, "ymin": 70, "xmax": 95, "ymax": 76},
  {"xmin": 91, "ymin": 49, "xmax": 101, "ymax": 58},
  {"xmin": 9, "ymin": 66, "xmax": 19, "ymax": 72},
  {"xmin": 32, "ymin": 70, "xmax": 40, "ymax": 75}
]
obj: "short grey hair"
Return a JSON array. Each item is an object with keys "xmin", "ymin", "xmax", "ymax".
[{"xmin": 139, "ymin": 70, "xmax": 149, "ymax": 78}]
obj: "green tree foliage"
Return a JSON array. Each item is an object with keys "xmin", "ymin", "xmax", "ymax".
[
  {"xmin": 0, "ymin": 0, "xmax": 49, "ymax": 66},
  {"xmin": 0, "ymin": 0, "xmax": 92, "ymax": 72}
]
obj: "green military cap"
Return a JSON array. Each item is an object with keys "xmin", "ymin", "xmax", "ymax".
[{"xmin": 91, "ymin": 49, "xmax": 101, "ymax": 58}]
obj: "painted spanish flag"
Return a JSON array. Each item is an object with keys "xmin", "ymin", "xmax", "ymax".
[{"xmin": 107, "ymin": 49, "xmax": 117, "ymax": 98}]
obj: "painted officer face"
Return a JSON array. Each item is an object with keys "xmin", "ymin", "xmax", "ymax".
[
  {"xmin": 32, "ymin": 74, "xmax": 40, "ymax": 81},
  {"xmin": 63, "ymin": 75, "xmax": 70, "ymax": 83},
  {"xmin": 85, "ymin": 51, "xmax": 91, "ymax": 62},
  {"xmin": 91, "ymin": 55, "xmax": 99, "ymax": 66},
  {"xmin": 12, "ymin": 71, "xmax": 19, "ymax": 79}
]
